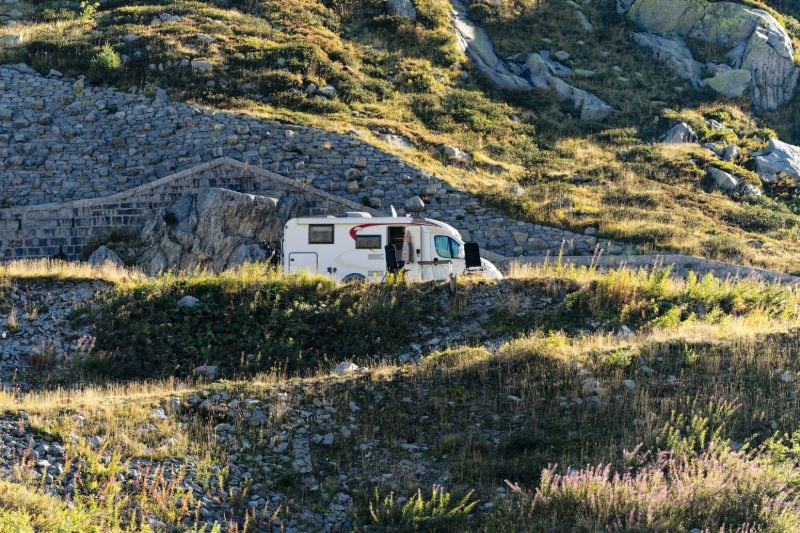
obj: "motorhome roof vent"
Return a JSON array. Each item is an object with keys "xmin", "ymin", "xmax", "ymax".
[{"xmin": 345, "ymin": 212, "xmax": 373, "ymax": 218}]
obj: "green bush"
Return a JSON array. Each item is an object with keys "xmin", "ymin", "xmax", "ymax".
[
  {"xmin": 723, "ymin": 206, "xmax": 790, "ymax": 232},
  {"xmin": 88, "ymin": 43, "xmax": 122, "ymax": 84},
  {"xmin": 257, "ymin": 70, "xmax": 303, "ymax": 95}
]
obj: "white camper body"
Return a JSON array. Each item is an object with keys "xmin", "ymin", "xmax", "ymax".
[{"xmin": 282, "ymin": 212, "xmax": 502, "ymax": 282}]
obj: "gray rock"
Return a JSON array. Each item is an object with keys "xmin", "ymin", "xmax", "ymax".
[
  {"xmin": 316, "ymin": 85, "xmax": 338, "ymax": 98},
  {"xmin": 227, "ymin": 244, "xmax": 267, "ymax": 267},
  {"xmin": 631, "ymin": 32, "xmax": 702, "ymax": 84},
  {"xmin": 139, "ymin": 188, "xmax": 292, "ymax": 274},
  {"xmin": 662, "ymin": 122, "xmax": 697, "ymax": 144},
  {"xmin": 177, "ymin": 295, "xmax": 200, "ymax": 308},
  {"xmin": 624, "ymin": 0, "xmax": 798, "ymax": 109},
  {"xmin": 404, "ymin": 195, "xmax": 425, "ymax": 213},
  {"xmin": 0, "ymin": 34, "xmax": 24, "ymax": 48},
  {"xmin": 754, "ymin": 138, "xmax": 800, "ymax": 183},
  {"xmin": 196, "ymin": 33, "xmax": 217, "ymax": 44},
  {"xmin": 378, "ymin": 133, "xmax": 413, "ymax": 150},
  {"xmin": 88, "ymin": 245, "xmax": 124, "ymax": 267},
  {"xmin": 387, "ymin": 0, "xmax": 416, "ymax": 20},
  {"xmin": 575, "ymin": 10, "xmax": 593, "ymax": 32},
  {"xmin": 707, "ymin": 167, "xmax": 740, "ymax": 192},
  {"xmin": 703, "ymin": 69, "xmax": 752, "ymax": 98},
  {"xmin": 193, "ymin": 365, "xmax": 220, "ymax": 379},
  {"xmin": 439, "ymin": 144, "xmax": 472, "ymax": 165},
  {"xmin": 722, "ymin": 144, "xmax": 739, "ymax": 162},
  {"xmin": 191, "ymin": 60, "xmax": 213, "ymax": 72},
  {"xmin": 335, "ymin": 362, "xmax": 360, "ymax": 375}
]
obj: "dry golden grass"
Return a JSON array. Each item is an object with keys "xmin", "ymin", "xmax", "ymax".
[{"xmin": 0, "ymin": 259, "xmax": 145, "ymax": 284}]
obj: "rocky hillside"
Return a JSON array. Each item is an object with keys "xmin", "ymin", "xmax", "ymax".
[
  {"xmin": 2, "ymin": 261, "xmax": 800, "ymax": 530},
  {"xmin": 3, "ymin": 0, "xmax": 800, "ymax": 271}
]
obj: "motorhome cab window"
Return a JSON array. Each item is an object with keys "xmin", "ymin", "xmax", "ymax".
[
  {"xmin": 308, "ymin": 224, "xmax": 334, "ymax": 244},
  {"xmin": 355, "ymin": 235, "xmax": 381, "ymax": 249},
  {"xmin": 434, "ymin": 235, "xmax": 461, "ymax": 258}
]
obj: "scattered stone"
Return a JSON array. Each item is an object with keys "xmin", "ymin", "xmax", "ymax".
[
  {"xmin": 335, "ymin": 362, "xmax": 360, "ymax": 375},
  {"xmin": 707, "ymin": 167, "xmax": 740, "ymax": 192},
  {"xmin": 177, "ymin": 295, "xmax": 200, "ymax": 309},
  {"xmin": 316, "ymin": 85, "xmax": 338, "ymax": 98},
  {"xmin": 193, "ymin": 365, "xmax": 220, "ymax": 380},
  {"xmin": 622, "ymin": 379, "xmax": 636, "ymax": 391},
  {"xmin": 191, "ymin": 60, "xmax": 213, "ymax": 72},
  {"xmin": 662, "ymin": 122, "xmax": 697, "ymax": 144}
]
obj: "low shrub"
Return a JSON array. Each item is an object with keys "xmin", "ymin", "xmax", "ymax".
[{"xmin": 88, "ymin": 43, "xmax": 122, "ymax": 84}]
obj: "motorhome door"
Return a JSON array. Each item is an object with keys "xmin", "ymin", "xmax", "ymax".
[{"xmin": 288, "ymin": 252, "xmax": 318, "ymax": 274}]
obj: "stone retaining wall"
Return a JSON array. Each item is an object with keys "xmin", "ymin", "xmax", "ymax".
[
  {"xmin": 0, "ymin": 158, "xmax": 372, "ymax": 259},
  {"xmin": 0, "ymin": 63, "xmax": 625, "ymax": 258}
]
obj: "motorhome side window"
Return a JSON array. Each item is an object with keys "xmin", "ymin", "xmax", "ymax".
[
  {"xmin": 355, "ymin": 235, "xmax": 381, "ymax": 249},
  {"xmin": 308, "ymin": 224, "xmax": 334, "ymax": 244},
  {"xmin": 434, "ymin": 235, "xmax": 461, "ymax": 258}
]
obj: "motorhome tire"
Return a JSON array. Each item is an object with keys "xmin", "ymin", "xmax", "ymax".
[{"xmin": 342, "ymin": 273, "xmax": 367, "ymax": 283}]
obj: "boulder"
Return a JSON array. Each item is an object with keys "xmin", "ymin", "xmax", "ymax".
[
  {"xmin": 316, "ymin": 85, "xmax": 338, "ymax": 98},
  {"xmin": 177, "ymin": 295, "xmax": 200, "ymax": 309},
  {"xmin": 387, "ymin": 0, "xmax": 416, "ymax": 20},
  {"xmin": 378, "ymin": 133, "xmax": 413, "ymax": 150},
  {"xmin": 622, "ymin": 0, "xmax": 798, "ymax": 109},
  {"xmin": 449, "ymin": 0, "xmax": 614, "ymax": 121},
  {"xmin": 662, "ymin": 122, "xmax": 697, "ymax": 144},
  {"xmin": 631, "ymin": 33, "xmax": 702, "ymax": 84},
  {"xmin": 190, "ymin": 60, "xmax": 213, "ymax": 72},
  {"xmin": 193, "ymin": 365, "xmax": 220, "ymax": 380},
  {"xmin": 335, "ymin": 362, "xmax": 361, "ymax": 375},
  {"xmin": 139, "ymin": 188, "xmax": 299, "ymax": 274},
  {"xmin": 754, "ymin": 138, "xmax": 800, "ymax": 183},
  {"xmin": 575, "ymin": 10, "xmax": 593, "ymax": 32},
  {"xmin": 722, "ymin": 144, "xmax": 739, "ymax": 162},
  {"xmin": 88, "ymin": 245, "xmax": 124, "ymax": 267},
  {"xmin": 439, "ymin": 144, "xmax": 473, "ymax": 165},
  {"xmin": 404, "ymin": 195, "xmax": 425, "ymax": 213},
  {"xmin": 707, "ymin": 166, "xmax": 740, "ymax": 192},
  {"xmin": 451, "ymin": 0, "xmax": 532, "ymax": 91},
  {"xmin": 0, "ymin": 34, "xmax": 24, "ymax": 48},
  {"xmin": 703, "ymin": 69, "xmax": 752, "ymax": 98}
]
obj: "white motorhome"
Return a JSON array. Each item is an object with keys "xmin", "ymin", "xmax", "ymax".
[{"xmin": 282, "ymin": 212, "xmax": 503, "ymax": 282}]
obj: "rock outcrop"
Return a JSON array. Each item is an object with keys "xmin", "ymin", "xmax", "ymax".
[
  {"xmin": 754, "ymin": 138, "xmax": 800, "ymax": 183},
  {"xmin": 621, "ymin": 0, "xmax": 798, "ymax": 109},
  {"xmin": 139, "ymin": 188, "xmax": 297, "ymax": 275},
  {"xmin": 662, "ymin": 122, "xmax": 697, "ymax": 144},
  {"xmin": 450, "ymin": 0, "xmax": 615, "ymax": 121},
  {"xmin": 88, "ymin": 245, "xmax": 124, "ymax": 267},
  {"xmin": 388, "ymin": 0, "xmax": 417, "ymax": 20}
]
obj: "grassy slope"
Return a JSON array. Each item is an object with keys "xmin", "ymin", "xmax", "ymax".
[
  {"xmin": 3, "ymin": 263, "xmax": 800, "ymax": 529},
  {"xmin": 2, "ymin": 0, "xmax": 800, "ymax": 270}
]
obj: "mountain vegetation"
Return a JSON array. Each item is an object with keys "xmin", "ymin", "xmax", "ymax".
[{"xmin": 4, "ymin": 0, "xmax": 800, "ymax": 529}]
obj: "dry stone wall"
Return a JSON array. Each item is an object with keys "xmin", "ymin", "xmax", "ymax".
[
  {"xmin": 0, "ymin": 63, "xmax": 626, "ymax": 259},
  {"xmin": 0, "ymin": 158, "xmax": 369, "ymax": 259}
]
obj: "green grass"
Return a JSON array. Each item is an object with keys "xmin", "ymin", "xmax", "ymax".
[
  {"xmin": 2, "ymin": 263, "xmax": 800, "ymax": 529},
  {"xmin": 77, "ymin": 265, "xmax": 438, "ymax": 380}
]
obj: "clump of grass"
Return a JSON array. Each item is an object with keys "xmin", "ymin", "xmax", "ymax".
[
  {"xmin": 0, "ymin": 259, "xmax": 143, "ymax": 285},
  {"xmin": 369, "ymin": 485, "xmax": 478, "ymax": 529},
  {"xmin": 494, "ymin": 443, "xmax": 800, "ymax": 531}
]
